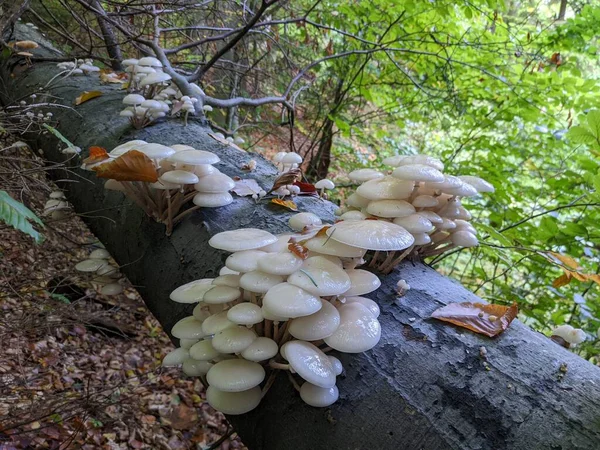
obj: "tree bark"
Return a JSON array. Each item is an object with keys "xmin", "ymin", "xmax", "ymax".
[
  {"xmin": 0, "ymin": 0, "xmax": 31, "ymax": 44},
  {"xmin": 558, "ymin": 0, "xmax": 568, "ymax": 20},
  {"xmin": 86, "ymin": 0, "xmax": 123, "ymax": 70},
  {"xmin": 2, "ymin": 27, "xmax": 600, "ymax": 450}
]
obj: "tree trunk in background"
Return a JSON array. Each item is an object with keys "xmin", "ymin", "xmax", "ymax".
[
  {"xmin": 0, "ymin": 0, "xmax": 31, "ymax": 44},
  {"xmin": 86, "ymin": 0, "xmax": 123, "ymax": 70},
  {"xmin": 558, "ymin": 0, "xmax": 568, "ymax": 20},
  {"xmin": 3, "ymin": 25, "xmax": 600, "ymax": 450},
  {"xmin": 305, "ymin": 78, "xmax": 345, "ymax": 181}
]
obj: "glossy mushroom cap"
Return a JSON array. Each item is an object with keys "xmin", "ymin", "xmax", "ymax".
[
  {"xmin": 288, "ymin": 256, "xmax": 351, "ymax": 296},
  {"xmin": 262, "ymin": 283, "xmax": 322, "ymax": 319},
  {"xmin": 324, "ymin": 303, "xmax": 381, "ymax": 353},
  {"xmin": 300, "ymin": 383, "xmax": 339, "ymax": 407},
  {"xmin": 206, "ymin": 386, "xmax": 262, "ymax": 415},
  {"xmin": 288, "ymin": 212, "xmax": 323, "ymax": 231},
  {"xmin": 281, "ymin": 340, "xmax": 336, "ymax": 388},
  {"xmin": 206, "ymin": 359, "xmax": 265, "ymax": 392},
  {"xmin": 288, "ymin": 299, "xmax": 341, "ymax": 341},
  {"xmin": 209, "ymin": 229, "xmax": 277, "ymax": 252},
  {"xmin": 170, "ymin": 279, "xmax": 214, "ymax": 303},
  {"xmin": 326, "ymin": 220, "xmax": 415, "ymax": 251}
]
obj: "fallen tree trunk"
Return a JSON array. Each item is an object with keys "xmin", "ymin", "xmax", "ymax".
[{"xmin": 2, "ymin": 28, "xmax": 600, "ymax": 450}]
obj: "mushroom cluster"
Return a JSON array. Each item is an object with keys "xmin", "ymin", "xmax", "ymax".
[
  {"xmin": 91, "ymin": 140, "xmax": 234, "ymax": 234},
  {"xmin": 43, "ymin": 190, "xmax": 70, "ymax": 220},
  {"xmin": 334, "ymin": 153, "xmax": 494, "ymax": 272},
  {"xmin": 122, "ymin": 57, "xmax": 171, "ymax": 95},
  {"xmin": 10, "ymin": 40, "xmax": 39, "ymax": 65},
  {"xmin": 551, "ymin": 325, "xmax": 586, "ymax": 348},
  {"xmin": 74, "ymin": 248, "xmax": 124, "ymax": 296},
  {"xmin": 163, "ymin": 220, "xmax": 401, "ymax": 413},
  {"xmin": 120, "ymin": 93, "xmax": 171, "ymax": 129},
  {"xmin": 56, "ymin": 59, "xmax": 100, "ymax": 75}
]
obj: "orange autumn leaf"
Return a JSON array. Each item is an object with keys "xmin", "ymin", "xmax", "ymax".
[
  {"xmin": 270, "ymin": 198, "xmax": 298, "ymax": 211},
  {"xmin": 288, "ymin": 242, "xmax": 309, "ymax": 260},
  {"xmin": 552, "ymin": 273, "xmax": 572, "ymax": 288},
  {"xmin": 314, "ymin": 225, "xmax": 331, "ymax": 237},
  {"xmin": 74, "ymin": 90, "xmax": 103, "ymax": 105},
  {"xmin": 83, "ymin": 146, "xmax": 109, "ymax": 165},
  {"xmin": 93, "ymin": 150, "xmax": 158, "ymax": 182},
  {"xmin": 586, "ymin": 274, "xmax": 600, "ymax": 286},
  {"xmin": 547, "ymin": 252, "xmax": 579, "ymax": 270},
  {"xmin": 431, "ymin": 302, "xmax": 518, "ymax": 338}
]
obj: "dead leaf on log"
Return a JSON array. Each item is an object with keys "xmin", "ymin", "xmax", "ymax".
[
  {"xmin": 93, "ymin": 150, "xmax": 158, "ymax": 182},
  {"xmin": 232, "ymin": 178, "xmax": 262, "ymax": 197},
  {"xmin": 431, "ymin": 302, "xmax": 518, "ymax": 337},
  {"xmin": 83, "ymin": 146, "xmax": 109, "ymax": 165},
  {"xmin": 294, "ymin": 180, "xmax": 317, "ymax": 194},
  {"xmin": 271, "ymin": 198, "xmax": 298, "ymax": 211},
  {"xmin": 288, "ymin": 242, "xmax": 308, "ymax": 260},
  {"xmin": 269, "ymin": 168, "xmax": 301, "ymax": 193},
  {"xmin": 74, "ymin": 90, "xmax": 103, "ymax": 105}
]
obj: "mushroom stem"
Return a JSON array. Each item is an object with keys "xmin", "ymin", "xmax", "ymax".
[
  {"xmin": 378, "ymin": 251, "xmax": 397, "ymax": 273},
  {"xmin": 261, "ymin": 371, "xmax": 280, "ymax": 398},
  {"xmin": 264, "ymin": 319, "xmax": 272, "ymax": 339},
  {"xmin": 172, "ymin": 205, "xmax": 201, "ymax": 225},
  {"xmin": 369, "ymin": 250, "xmax": 380, "ymax": 268},
  {"xmin": 273, "ymin": 321, "xmax": 280, "ymax": 341},
  {"xmin": 269, "ymin": 361, "xmax": 290, "ymax": 370},
  {"xmin": 421, "ymin": 243, "xmax": 456, "ymax": 258},
  {"xmin": 381, "ymin": 244, "xmax": 415, "ymax": 274},
  {"xmin": 320, "ymin": 346, "xmax": 333, "ymax": 353},
  {"xmin": 287, "ymin": 371, "xmax": 301, "ymax": 392}
]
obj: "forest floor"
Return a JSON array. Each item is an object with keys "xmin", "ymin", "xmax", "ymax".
[{"xmin": 0, "ymin": 140, "xmax": 245, "ymax": 449}]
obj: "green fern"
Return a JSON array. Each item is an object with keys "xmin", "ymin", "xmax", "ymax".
[{"xmin": 0, "ymin": 190, "xmax": 44, "ymax": 243}]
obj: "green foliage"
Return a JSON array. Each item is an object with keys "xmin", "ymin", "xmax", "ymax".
[{"xmin": 0, "ymin": 190, "xmax": 44, "ymax": 243}]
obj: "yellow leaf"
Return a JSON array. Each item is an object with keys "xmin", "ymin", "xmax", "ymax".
[
  {"xmin": 567, "ymin": 269, "xmax": 588, "ymax": 282},
  {"xmin": 585, "ymin": 274, "xmax": 600, "ymax": 286},
  {"xmin": 270, "ymin": 198, "xmax": 298, "ymax": 211},
  {"xmin": 548, "ymin": 251, "xmax": 580, "ymax": 270},
  {"xmin": 75, "ymin": 90, "xmax": 103, "ymax": 105}
]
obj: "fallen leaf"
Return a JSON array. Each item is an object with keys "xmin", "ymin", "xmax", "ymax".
[
  {"xmin": 74, "ymin": 91, "xmax": 103, "ymax": 105},
  {"xmin": 232, "ymin": 179, "xmax": 262, "ymax": 197},
  {"xmin": 271, "ymin": 198, "xmax": 298, "ymax": 211},
  {"xmin": 294, "ymin": 181, "xmax": 317, "ymax": 193},
  {"xmin": 93, "ymin": 150, "xmax": 158, "ymax": 182},
  {"xmin": 269, "ymin": 168, "xmax": 301, "ymax": 193},
  {"xmin": 165, "ymin": 404, "xmax": 198, "ymax": 431},
  {"xmin": 431, "ymin": 302, "xmax": 518, "ymax": 337},
  {"xmin": 83, "ymin": 146, "xmax": 109, "ymax": 165}
]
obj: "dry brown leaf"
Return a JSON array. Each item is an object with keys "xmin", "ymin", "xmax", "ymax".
[
  {"xmin": 83, "ymin": 146, "xmax": 109, "ymax": 165},
  {"xmin": 547, "ymin": 251, "xmax": 580, "ymax": 270},
  {"xmin": 552, "ymin": 273, "xmax": 571, "ymax": 288},
  {"xmin": 270, "ymin": 198, "xmax": 298, "ymax": 211},
  {"xmin": 93, "ymin": 150, "xmax": 158, "ymax": 182},
  {"xmin": 431, "ymin": 302, "xmax": 518, "ymax": 337},
  {"xmin": 74, "ymin": 90, "xmax": 103, "ymax": 105},
  {"xmin": 269, "ymin": 168, "xmax": 301, "ymax": 194},
  {"xmin": 165, "ymin": 404, "xmax": 198, "ymax": 431},
  {"xmin": 232, "ymin": 179, "xmax": 262, "ymax": 197}
]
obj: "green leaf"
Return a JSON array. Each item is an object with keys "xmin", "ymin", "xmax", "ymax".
[
  {"xmin": 586, "ymin": 110, "xmax": 600, "ymax": 138},
  {"xmin": 0, "ymin": 190, "xmax": 44, "ymax": 243},
  {"xmin": 478, "ymin": 223, "xmax": 513, "ymax": 246},
  {"xmin": 42, "ymin": 123, "xmax": 75, "ymax": 148},
  {"xmin": 566, "ymin": 125, "xmax": 597, "ymax": 144},
  {"xmin": 49, "ymin": 293, "xmax": 71, "ymax": 304}
]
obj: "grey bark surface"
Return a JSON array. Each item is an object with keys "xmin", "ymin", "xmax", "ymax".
[{"xmin": 1, "ymin": 27, "xmax": 600, "ymax": 450}]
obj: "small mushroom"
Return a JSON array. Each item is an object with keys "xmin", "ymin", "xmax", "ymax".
[{"xmin": 314, "ymin": 179, "xmax": 335, "ymax": 198}]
